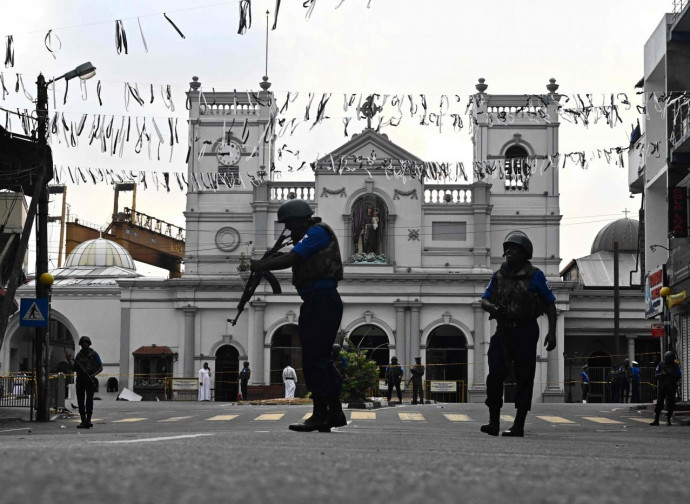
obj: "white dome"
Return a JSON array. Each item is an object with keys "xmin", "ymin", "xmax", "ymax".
[{"xmin": 64, "ymin": 238, "xmax": 136, "ymax": 270}]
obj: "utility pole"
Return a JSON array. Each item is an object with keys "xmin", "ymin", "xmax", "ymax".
[
  {"xmin": 613, "ymin": 241, "xmax": 620, "ymax": 367},
  {"xmin": 35, "ymin": 73, "xmax": 51, "ymax": 421}
]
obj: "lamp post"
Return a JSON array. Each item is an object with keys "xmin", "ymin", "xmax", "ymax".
[{"xmin": 34, "ymin": 62, "xmax": 96, "ymax": 421}]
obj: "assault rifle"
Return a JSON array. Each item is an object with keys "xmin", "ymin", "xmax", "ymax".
[{"xmin": 228, "ymin": 229, "xmax": 292, "ymax": 326}]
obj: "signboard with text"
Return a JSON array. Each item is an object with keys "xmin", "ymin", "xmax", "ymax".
[
  {"xmin": 669, "ymin": 186, "xmax": 688, "ymax": 238},
  {"xmin": 644, "ymin": 267, "xmax": 664, "ymax": 319},
  {"xmin": 430, "ymin": 381, "xmax": 457, "ymax": 393},
  {"xmin": 651, "ymin": 322, "xmax": 665, "ymax": 338}
]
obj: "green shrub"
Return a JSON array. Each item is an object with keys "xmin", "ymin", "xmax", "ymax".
[{"xmin": 339, "ymin": 339, "xmax": 380, "ymax": 402}]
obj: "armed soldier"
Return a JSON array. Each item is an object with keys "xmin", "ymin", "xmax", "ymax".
[
  {"xmin": 385, "ymin": 356, "xmax": 404, "ymax": 404},
  {"xmin": 650, "ymin": 351, "xmax": 682, "ymax": 426},
  {"xmin": 480, "ymin": 232, "xmax": 557, "ymax": 437},
  {"xmin": 409, "ymin": 357, "xmax": 425, "ymax": 405},
  {"xmin": 65, "ymin": 336, "xmax": 103, "ymax": 429},
  {"xmin": 250, "ymin": 199, "xmax": 345, "ymax": 432}
]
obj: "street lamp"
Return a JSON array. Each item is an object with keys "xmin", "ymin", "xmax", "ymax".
[{"xmin": 33, "ymin": 62, "xmax": 96, "ymax": 422}]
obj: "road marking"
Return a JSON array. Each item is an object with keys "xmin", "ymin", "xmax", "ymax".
[
  {"xmin": 207, "ymin": 415, "xmax": 239, "ymax": 421},
  {"xmin": 302, "ymin": 413, "xmax": 311, "ymax": 420},
  {"xmin": 583, "ymin": 416, "xmax": 624, "ymax": 424},
  {"xmin": 159, "ymin": 416, "xmax": 194, "ymax": 423},
  {"xmin": 624, "ymin": 417, "xmax": 653, "ymax": 424},
  {"xmin": 444, "ymin": 414, "xmax": 472, "ymax": 422},
  {"xmin": 500, "ymin": 415, "xmax": 515, "ymax": 422},
  {"xmin": 350, "ymin": 411, "xmax": 376, "ymax": 420},
  {"xmin": 536, "ymin": 416, "xmax": 576, "ymax": 424},
  {"xmin": 90, "ymin": 433, "xmax": 214, "ymax": 444},
  {"xmin": 0, "ymin": 427, "xmax": 31, "ymax": 433},
  {"xmin": 255, "ymin": 413, "xmax": 285, "ymax": 421},
  {"xmin": 112, "ymin": 418, "xmax": 147, "ymax": 423},
  {"xmin": 399, "ymin": 412, "xmax": 425, "ymax": 421}
]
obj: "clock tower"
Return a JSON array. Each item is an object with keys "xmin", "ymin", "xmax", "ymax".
[{"xmin": 184, "ymin": 76, "xmax": 277, "ymax": 276}]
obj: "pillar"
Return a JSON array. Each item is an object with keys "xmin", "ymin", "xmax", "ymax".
[
  {"xmin": 627, "ymin": 336, "xmax": 636, "ymax": 363},
  {"xmin": 404, "ymin": 308, "xmax": 412, "ymax": 378},
  {"xmin": 119, "ymin": 306, "xmax": 131, "ymax": 391},
  {"xmin": 410, "ymin": 304, "xmax": 421, "ymax": 364},
  {"xmin": 468, "ymin": 302, "xmax": 487, "ymax": 403},
  {"xmin": 251, "ymin": 300, "xmax": 267, "ymax": 384},
  {"xmin": 183, "ymin": 306, "xmax": 197, "ymax": 377},
  {"xmin": 394, "ymin": 304, "xmax": 406, "ymax": 363},
  {"xmin": 542, "ymin": 311, "xmax": 565, "ymax": 403}
]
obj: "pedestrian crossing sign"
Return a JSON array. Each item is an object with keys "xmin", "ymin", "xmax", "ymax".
[{"xmin": 19, "ymin": 298, "xmax": 49, "ymax": 327}]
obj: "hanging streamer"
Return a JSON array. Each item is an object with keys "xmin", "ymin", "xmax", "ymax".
[
  {"xmin": 238, "ymin": 1, "xmax": 252, "ymax": 35},
  {"xmin": 44, "ymin": 30, "xmax": 62, "ymax": 59},
  {"xmin": 115, "ymin": 20, "xmax": 128, "ymax": 55},
  {"xmin": 272, "ymin": 0, "xmax": 282, "ymax": 29},
  {"xmin": 163, "ymin": 13, "xmax": 186, "ymax": 39},
  {"xmin": 137, "ymin": 17, "xmax": 149, "ymax": 53},
  {"xmin": 4, "ymin": 36, "xmax": 14, "ymax": 68},
  {"xmin": 303, "ymin": 0, "xmax": 317, "ymax": 20}
]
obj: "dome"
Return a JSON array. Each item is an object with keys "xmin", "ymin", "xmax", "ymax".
[
  {"xmin": 63, "ymin": 238, "xmax": 136, "ymax": 270},
  {"xmin": 590, "ymin": 218, "xmax": 639, "ymax": 254}
]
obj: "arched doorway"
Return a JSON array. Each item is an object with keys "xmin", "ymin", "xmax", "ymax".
[
  {"xmin": 348, "ymin": 324, "xmax": 390, "ymax": 380},
  {"xmin": 215, "ymin": 345, "xmax": 239, "ymax": 401},
  {"xmin": 350, "ymin": 194, "xmax": 389, "ymax": 263},
  {"xmin": 426, "ymin": 325, "xmax": 468, "ymax": 402},
  {"xmin": 270, "ymin": 324, "xmax": 304, "ymax": 396}
]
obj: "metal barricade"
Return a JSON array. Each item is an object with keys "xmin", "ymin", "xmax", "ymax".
[{"xmin": 0, "ymin": 373, "xmax": 34, "ymax": 407}]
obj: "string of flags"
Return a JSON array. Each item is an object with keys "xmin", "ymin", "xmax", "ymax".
[{"xmin": 1, "ymin": 0, "xmax": 381, "ymax": 66}]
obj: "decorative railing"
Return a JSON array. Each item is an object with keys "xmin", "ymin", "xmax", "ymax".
[
  {"xmin": 673, "ymin": 0, "xmax": 689, "ymax": 19},
  {"xmin": 200, "ymin": 102, "xmax": 260, "ymax": 116},
  {"xmin": 423, "ymin": 186, "xmax": 473, "ymax": 204},
  {"xmin": 268, "ymin": 182, "xmax": 316, "ymax": 201},
  {"xmin": 670, "ymin": 95, "xmax": 690, "ymax": 149}
]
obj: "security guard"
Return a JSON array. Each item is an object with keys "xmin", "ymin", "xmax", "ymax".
[
  {"xmin": 385, "ymin": 356, "xmax": 404, "ymax": 404},
  {"xmin": 239, "ymin": 361, "xmax": 251, "ymax": 401},
  {"xmin": 650, "ymin": 351, "xmax": 682, "ymax": 426},
  {"xmin": 480, "ymin": 232, "xmax": 557, "ymax": 437},
  {"xmin": 410, "ymin": 357, "xmax": 425, "ymax": 405},
  {"xmin": 250, "ymin": 199, "xmax": 344, "ymax": 432},
  {"xmin": 65, "ymin": 336, "xmax": 103, "ymax": 429}
]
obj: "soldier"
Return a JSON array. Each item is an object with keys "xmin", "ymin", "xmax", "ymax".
[
  {"xmin": 650, "ymin": 351, "xmax": 682, "ymax": 426},
  {"xmin": 385, "ymin": 356, "xmax": 404, "ymax": 404},
  {"xmin": 239, "ymin": 361, "xmax": 251, "ymax": 401},
  {"xmin": 479, "ymin": 232, "xmax": 557, "ymax": 437},
  {"xmin": 65, "ymin": 336, "xmax": 103, "ymax": 429},
  {"xmin": 409, "ymin": 357, "xmax": 425, "ymax": 405},
  {"xmin": 250, "ymin": 199, "xmax": 344, "ymax": 432}
]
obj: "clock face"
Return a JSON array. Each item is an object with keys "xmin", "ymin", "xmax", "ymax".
[{"xmin": 217, "ymin": 141, "xmax": 242, "ymax": 166}]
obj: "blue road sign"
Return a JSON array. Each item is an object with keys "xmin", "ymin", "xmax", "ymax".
[{"xmin": 19, "ymin": 298, "xmax": 49, "ymax": 327}]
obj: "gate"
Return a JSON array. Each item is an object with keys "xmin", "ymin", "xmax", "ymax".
[{"xmin": 0, "ymin": 373, "xmax": 33, "ymax": 407}]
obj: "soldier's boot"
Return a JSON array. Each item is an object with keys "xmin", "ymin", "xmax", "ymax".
[
  {"xmin": 503, "ymin": 408, "xmax": 527, "ymax": 437},
  {"xmin": 77, "ymin": 412, "xmax": 89, "ymax": 429},
  {"xmin": 327, "ymin": 394, "xmax": 347, "ymax": 429},
  {"xmin": 650, "ymin": 413, "xmax": 660, "ymax": 426},
  {"xmin": 480, "ymin": 408, "xmax": 500, "ymax": 436},
  {"xmin": 667, "ymin": 413, "xmax": 672, "ymax": 426},
  {"xmin": 420, "ymin": 393, "xmax": 425, "ymax": 405},
  {"xmin": 86, "ymin": 412, "xmax": 93, "ymax": 428},
  {"xmin": 289, "ymin": 397, "xmax": 330, "ymax": 433}
]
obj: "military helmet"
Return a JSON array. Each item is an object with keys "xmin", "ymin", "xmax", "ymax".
[
  {"xmin": 391, "ymin": 356, "xmax": 398, "ymax": 364},
  {"xmin": 503, "ymin": 231, "xmax": 533, "ymax": 260},
  {"xmin": 78, "ymin": 336, "xmax": 91, "ymax": 346},
  {"xmin": 664, "ymin": 351, "xmax": 675, "ymax": 364},
  {"xmin": 277, "ymin": 199, "xmax": 313, "ymax": 223},
  {"xmin": 415, "ymin": 357, "xmax": 421, "ymax": 362},
  {"xmin": 243, "ymin": 361, "xmax": 250, "ymax": 367}
]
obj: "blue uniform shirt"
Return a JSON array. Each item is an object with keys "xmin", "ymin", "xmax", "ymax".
[
  {"xmin": 631, "ymin": 366, "xmax": 641, "ymax": 383},
  {"xmin": 481, "ymin": 268, "xmax": 556, "ymax": 304},
  {"xmin": 580, "ymin": 371, "xmax": 590, "ymax": 384},
  {"xmin": 292, "ymin": 225, "xmax": 338, "ymax": 295}
]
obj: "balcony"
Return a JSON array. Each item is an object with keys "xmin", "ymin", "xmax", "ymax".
[{"xmin": 670, "ymin": 96, "xmax": 690, "ymax": 164}]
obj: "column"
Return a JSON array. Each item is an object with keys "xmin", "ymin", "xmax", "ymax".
[
  {"xmin": 468, "ymin": 302, "xmax": 487, "ymax": 402},
  {"xmin": 394, "ymin": 304, "xmax": 406, "ymax": 362},
  {"xmin": 410, "ymin": 304, "xmax": 421, "ymax": 363},
  {"xmin": 183, "ymin": 306, "xmax": 197, "ymax": 377},
  {"xmin": 251, "ymin": 300, "xmax": 267, "ymax": 384},
  {"xmin": 404, "ymin": 308, "xmax": 412, "ymax": 378},
  {"xmin": 627, "ymin": 336, "xmax": 636, "ymax": 363},
  {"xmin": 119, "ymin": 306, "xmax": 131, "ymax": 391},
  {"xmin": 543, "ymin": 312, "xmax": 565, "ymax": 402}
]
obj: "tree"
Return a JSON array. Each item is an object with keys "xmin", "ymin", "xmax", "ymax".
[{"xmin": 339, "ymin": 339, "xmax": 380, "ymax": 402}]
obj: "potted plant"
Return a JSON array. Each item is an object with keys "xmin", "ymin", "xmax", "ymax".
[{"xmin": 338, "ymin": 339, "xmax": 380, "ymax": 407}]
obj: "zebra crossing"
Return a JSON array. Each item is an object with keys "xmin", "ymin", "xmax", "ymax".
[{"xmin": 70, "ymin": 410, "xmax": 656, "ymax": 427}]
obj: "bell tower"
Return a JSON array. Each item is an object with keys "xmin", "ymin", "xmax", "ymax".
[
  {"xmin": 471, "ymin": 78, "xmax": 562, "ymax": 277},
  {"xmin": 184, "ymin": 76, "xmax": 277, "ymax": 276}
]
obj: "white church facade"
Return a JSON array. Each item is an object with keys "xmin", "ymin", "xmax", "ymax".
[{"xmin": 1, "ymin": 77, "xmax": 652, "ymax": 404}]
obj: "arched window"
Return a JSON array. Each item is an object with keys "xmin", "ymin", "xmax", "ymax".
[
  {"xmin": 270, "ymin": 325, "xmax": 302, "ymax": 386},
  {"xmin": 351, "ymin": 195, "xmax": 388, "ymax": 263},
  {"xmin": 426, "ymin": 325, "xmax": 467, "ymax": 382},
  {"xmin": 347, "ymin": 324, "xmax": 389, "ymax": 378},
  {"xmin": 504, "ymin": 145, "xmax": 530, "ymax": 191}
]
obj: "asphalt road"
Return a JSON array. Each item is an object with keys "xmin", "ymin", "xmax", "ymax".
[{"xmin": 0, "ymin": 401, "xmax": 687, "ymax": 504}]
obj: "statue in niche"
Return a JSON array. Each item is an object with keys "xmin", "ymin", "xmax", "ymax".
[{"xmin": 352, "ymin": 200, "xmax": 386, "ymax": 262}]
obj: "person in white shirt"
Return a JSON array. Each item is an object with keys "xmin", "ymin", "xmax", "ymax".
[
  {"xmin": 283, "ymin": 364, "xmax": 298, "ymax": 399},
  {"xmin": 198, "ymin": 362, "xmax": 212, "ymax": 401}
]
